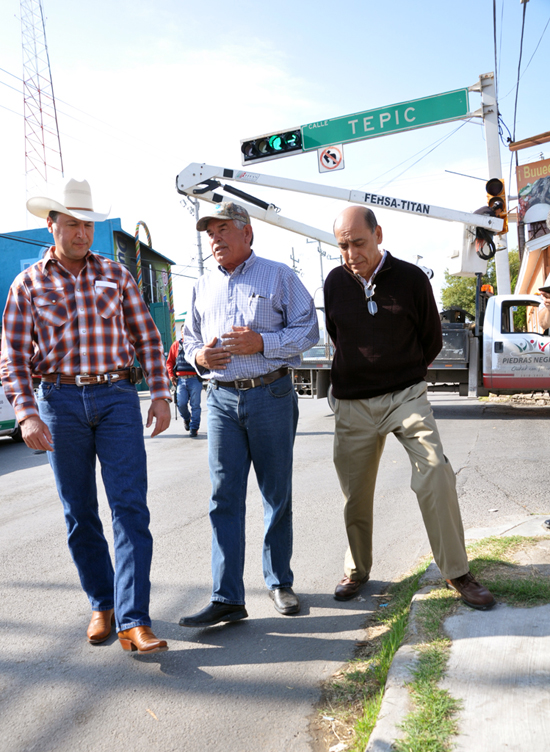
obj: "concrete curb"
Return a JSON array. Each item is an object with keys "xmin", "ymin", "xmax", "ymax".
[
  {"xmin": 365, "ymin": 514, "xmax": 550, "ymax": 752},
  {"xmin": 365, "ymin": 586, "xmax": 439, "ymax": 752}
]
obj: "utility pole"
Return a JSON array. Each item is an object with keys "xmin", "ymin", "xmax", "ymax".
[
  {"xmin": 289, "ymin": 247, "xmax": 301, "ymax": 274},
  {"xmin": 480, "ymin": 72, "xmax": 511, "ymax": 294},
  {"xmin": 192, "ymin": 198, "xmax": 204, "ymax": 275},
  {"xmin": 307, "ymin": 238, "xmax": 324, "ymax": 289},
  {"xmin": 180, "ymin": 197, "xmax": 204, "ymax": 275},
  {"xmin": 307, "ymin": 239, "xmax": 339, "ymax": 289}
]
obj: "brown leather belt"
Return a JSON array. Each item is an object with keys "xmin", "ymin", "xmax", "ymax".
[
  {"xmin": 41, "ymin": 369, "xmax": 135, "ymax": 387},
  {"xmin": 214, "ymin": 367, "xmax": 288, "ymax": 391}
]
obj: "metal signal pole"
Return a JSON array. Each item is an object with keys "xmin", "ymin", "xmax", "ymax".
[{"xmin": 479, "ymin": 72, "xmax": 511, "ymax": 294}]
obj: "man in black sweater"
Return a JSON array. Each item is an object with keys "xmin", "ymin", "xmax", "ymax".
[{"xmin": 324, "ymin": 205, "xmax": 494, "ymax": 610}]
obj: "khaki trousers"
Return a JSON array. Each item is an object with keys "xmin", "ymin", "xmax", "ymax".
[{"xmin": 333, "ymin": 381, "xmax": 469, "ymax": 581}]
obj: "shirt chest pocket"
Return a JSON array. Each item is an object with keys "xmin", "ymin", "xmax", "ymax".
[
  {"xmin": 95, "ymin": 283, "xmax": 121, "ymax": 319},
  {"xmin": 33, "ymin": 291, "xmax": 69, "ymax": 327},
  {"xmin": 248, "ymin": 293, "xmax": 277, "ymax": 329}
]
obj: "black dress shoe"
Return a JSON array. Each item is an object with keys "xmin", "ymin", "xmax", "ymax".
[
  {"xmin": 269, "ymin": 587, "xmax": 300, "ymax": 615},
  {"xmin": 190, "ymin": 429, "xmax": 198, "ymax": 437},
  {"xmin": 184, "ymin": 420, "xmax": 190, "ymax": 431},
  {"xmin": 179, "ymin": 601, "xmax": 248, "ymax": 627}
]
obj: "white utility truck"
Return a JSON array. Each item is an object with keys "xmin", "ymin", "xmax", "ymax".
[
  {"xmin": 0, "ymin": 380, "xmax": 22, "ymax": 442},
  {"xmin": 428, "ymin": 291, "xmax": 548, "ymax": 397}
]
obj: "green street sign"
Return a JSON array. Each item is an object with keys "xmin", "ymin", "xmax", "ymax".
[{"xmin": 301, "ymin": 88, "xmax": 470, "ymax": 151}]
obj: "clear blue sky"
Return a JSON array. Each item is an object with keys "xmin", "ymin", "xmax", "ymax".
[{"xmin": 0, "ymin": 0, "xmax": 548, "ymax": 309}]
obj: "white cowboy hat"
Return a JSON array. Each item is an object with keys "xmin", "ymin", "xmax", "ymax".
[{"xmin": 26, "ymin": 178, "xmax": 110, "ymax": 221}]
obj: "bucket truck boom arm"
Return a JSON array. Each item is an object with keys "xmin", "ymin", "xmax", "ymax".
[{"xmin": 175, "ymin": 162, "xmax": 503, "ymax": 248}]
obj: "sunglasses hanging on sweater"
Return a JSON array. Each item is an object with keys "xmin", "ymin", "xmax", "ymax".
[{"xmin": 356, "ymin": 250, "xmax": 387, "ymax": 316}]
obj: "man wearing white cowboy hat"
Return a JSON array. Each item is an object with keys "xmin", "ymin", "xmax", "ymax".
[{"xmin": 0, "ymin": 178, "xmax": 171, "ymax": 654}]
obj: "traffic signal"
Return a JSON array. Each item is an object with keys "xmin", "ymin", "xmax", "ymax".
[
  {"xmin": 486, "ymin": 178, "xmax": 508, "ymax": 234},
  {"xmin": 240, "ymin": 128, "xmax": 303, "ymax": 165}
]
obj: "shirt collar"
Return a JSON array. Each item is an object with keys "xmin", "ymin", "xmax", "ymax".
[
  {"xmin": 359, "ymin": 249, "xmax": 387, "ymax": 288},
  {"xmin": 343, "ymin": 250, "xmax": 392, "ymax": 286},
  {"xmin": 42, "ymin": 246, "xmax": 97, "ymax": 275},
  {"xmin": 217, "ymin": 250, "xmax": 257, "ymax": 277}
]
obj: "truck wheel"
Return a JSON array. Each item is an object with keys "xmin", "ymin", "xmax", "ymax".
[
  {"xmin": 327, "ymin": 384, "xmax": 336, "ymax": 413},
  {"xmin": 10, "ymin": 425, "xmax": 24, "ymax": 443}
]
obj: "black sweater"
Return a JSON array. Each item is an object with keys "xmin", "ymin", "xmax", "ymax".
[{"xmin": 324, "ymin": 252, "xmax": 442, "ymax": 400}]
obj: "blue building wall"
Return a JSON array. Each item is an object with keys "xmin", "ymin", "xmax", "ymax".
[
  {"xmin": 0, "ymin": 218, "xmax": 121, "ymax": 314},
  {"xmin": 1, "ymin": 218, "xmax": 176, "ymax": 359}
]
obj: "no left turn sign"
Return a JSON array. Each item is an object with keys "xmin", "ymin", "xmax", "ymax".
[{"xmin": 318, "ymin": 144, "xmax": 344, "ymax": 173}]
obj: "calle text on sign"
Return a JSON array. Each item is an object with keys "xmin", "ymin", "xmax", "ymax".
[{"xmin": 301, "ymin": 88, "xmax": 470, "ymax": 151}]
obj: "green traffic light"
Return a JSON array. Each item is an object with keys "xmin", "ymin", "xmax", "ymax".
[
  {"xmin": 269, "ymin": 134, "xmax": 284, "ymax": 151},
  {"xmin": 285, "ymin": 132, "xmax": 300, "ymax": 148},
  {"xmin": 240, "ymin": 129, "xmax": 303, "ymax": 162}
]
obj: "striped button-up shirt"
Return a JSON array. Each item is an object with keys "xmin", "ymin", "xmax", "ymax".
[
  {"xmin": 184, "ymin": 251, "xmax": 319, "ymax": 381},
  {"xmin": 0, "ymin": 248, "xmax": 170, "ymax": 422}
]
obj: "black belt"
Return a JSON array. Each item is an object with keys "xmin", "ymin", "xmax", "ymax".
[
  {"xmin": 213, "ymin": 367, "xmax": 288, "ymax": 391},
  {"xmin": 41, "ymin": 367, "xmax": 143, "ymax": 386}
]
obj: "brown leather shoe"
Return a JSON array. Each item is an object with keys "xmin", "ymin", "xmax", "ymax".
[
  {"xmin": 87, "ymin": 609, "xmax": 115, "ymax": 644},
  {"xmin": 446, "ymin": 571, "xmax": 496, "ymax": 610},
  {"xmin": 118, "ymin": 626, "xmax": 168, "ymax": 654},
  {"xmin": 334, "ymin": 575, "xmax": 369, "ymax": 601}
]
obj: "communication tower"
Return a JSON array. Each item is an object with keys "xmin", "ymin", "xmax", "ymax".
[{"xmin": 19, "ymin": 0, "xmax": 64, "ymax": 195}]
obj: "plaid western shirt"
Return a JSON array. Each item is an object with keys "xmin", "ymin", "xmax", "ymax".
[
  {"xmin": 184, "ymin": 251, "xmax": 319, "ymax": 381},
  {"xmin": 0, "ymin": 248, "xmax": 171, "ymax": 422}
]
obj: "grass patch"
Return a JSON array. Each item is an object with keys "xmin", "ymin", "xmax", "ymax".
[
  {"xmin": 394, "ymin": 593, "xmax": 460, "ymax": 752},
  {"xmin": 414, "ymin": 589, "xmax": 457, "ymax": 642},
  {"xmin": 467, "ymin": 535, "xmax": 550, "ymax": 606},
  {"xmin": 467, "ymin": 534, "xmax": 524, "ymax": 566},
  {"xmin": 394, "ymin": 535, "xmax": 550, "ymax": 752},
  {"xmin": 316, "ymin": 559, "xmax": 432, "ymax": 751},
  {"xmin": 395, "ymin": 641, "xmax": 461, "ymax": 752},
  {"xmin": 314, "ymin": 535, "xmax": 550, "ymax": 751},
  {"xmin": 486, "ymin": 577, "xmax": 550, "ymax": 604}
]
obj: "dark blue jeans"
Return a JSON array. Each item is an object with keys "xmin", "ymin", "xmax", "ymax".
[
  {"xmin": 176, "ymin": 375, "xmax": 202, "ymax": 430},
  {"xmin": 206, "ymin": 374, "xmax": 298, "ymax": 605},
  {"xmin": 37, "ymin": 379, "xmax": 152, "ymax": 631}
]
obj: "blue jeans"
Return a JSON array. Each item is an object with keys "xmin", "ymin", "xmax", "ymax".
[
  {"xmin": 176, "ymin": 375, "xmax": 202, "ymax": 430},
  {"xmin": 37, "ymin": 378, "xmax": 153, "ymax": 632},
  {"xmin": 206, "ymin": 373, "xmax": 299, "ymax": 605}
]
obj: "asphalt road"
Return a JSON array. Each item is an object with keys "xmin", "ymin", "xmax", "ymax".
[{"xmin": 1, "ymin": 392, "xmax": 548, "ymax": 751}]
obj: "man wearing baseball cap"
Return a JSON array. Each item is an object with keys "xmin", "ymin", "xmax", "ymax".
[
  {"xmin": 179, "ymin": 202, "xmax": 319, "ymax": 627},
  {"xmin": 0, "ymin": 178, "xmax": 170, "ymax": 653}
]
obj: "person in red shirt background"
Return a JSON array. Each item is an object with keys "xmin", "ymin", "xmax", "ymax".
[{"xmin": 166, "ymin": 325, "xmax": 202, "ymax": 437}]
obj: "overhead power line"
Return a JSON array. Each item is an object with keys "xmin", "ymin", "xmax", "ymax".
[
  {"xmin": 0, "ymin": 64, "xmax": 162, "ymax": 152},
  {"xmin": 493, "ymin": 0, "xmax": 499, "ymax": 102},
  {"xmin": 512, "ymin": 0, "xmax": 528, "ymax": 142},
  {"xmin": 376, "ymin": 120, "xmax": 473, "ymax": 191}
]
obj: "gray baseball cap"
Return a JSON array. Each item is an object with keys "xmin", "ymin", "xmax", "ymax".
[{"xmin": 196, "ymin": 201, "xmax": 251, "ymax": 232}]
